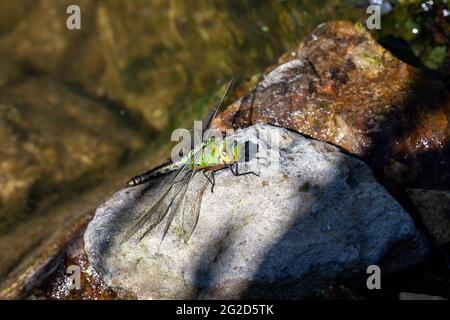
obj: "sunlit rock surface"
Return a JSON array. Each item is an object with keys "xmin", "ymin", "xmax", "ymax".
[
  {"xmin": 85, "ymin": 124, "xmax": 429, "ymax": 299},
  {"xmin": 215, "ymin": 21, "xmax": 450, "ymax": 189}
]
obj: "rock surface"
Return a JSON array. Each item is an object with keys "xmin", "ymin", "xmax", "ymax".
[
  {"xmin": 85, "ymin": 124, "xmax": 429, "ymax": 299},
  {"xmin": 48, "ymin": 232, "xmax": 117, "ymax": 300},
  {"xmin": 406, "ymin": 189, "xmax": 450, "ymax": 245},
  {"xmin": 215, "ymin": 21, "xmax": 450, "ymax": 189}
]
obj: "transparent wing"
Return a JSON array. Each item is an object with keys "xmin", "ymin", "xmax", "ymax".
[
  {"xmin": 159, "ymin": 141, "xmax": 205, "ymax": 241},
  {"xmin": 121, "ymin": 79, "xmax": 234, "ymax": 244},
  {"xmin": 181, "ymin": 172, "xmax": 209, "ymax": 243},
  {"xmin": 158, "ymin": 79, "xmax": 235, "ymax": 241},
  {"xmin": 202, "ymin": 78, "xmax": 234, "ymax": 136},
  {"xmin": 119, "ymin": 163, "xmax": 190, "ymax": 245},
  {"xmin": 159, "ymin": 169, "xmax": 196, "ymax": 242}
]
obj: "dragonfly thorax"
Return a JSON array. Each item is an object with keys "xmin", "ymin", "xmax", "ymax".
[{"xmin": 189, "ymin": 139, "xmax": 238, "ymax": 169}]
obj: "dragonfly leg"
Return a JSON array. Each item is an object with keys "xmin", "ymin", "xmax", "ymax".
[
  {"xmin": 202, "ymin": 170, "xmax": 216, "ymax": 193},
  {"xmin": 229, "ymin": 163, "xmax": 259, "ymax": 177}
]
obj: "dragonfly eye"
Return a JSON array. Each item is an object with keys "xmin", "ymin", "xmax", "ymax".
[{"xmin": 237, "ymin": 140, "xmax": 258, "ymax": 163}]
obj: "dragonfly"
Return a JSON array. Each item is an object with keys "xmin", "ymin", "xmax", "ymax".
[{"xmin": 120, "ymin": 79, "xmax": 258, "ymax": 245}]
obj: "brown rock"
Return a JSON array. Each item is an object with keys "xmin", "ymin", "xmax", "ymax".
[
  {"xmin": 406, "ymin": 189, "xmax": 450, "ymax": 245},
  {"xmin": 0, "ymin": 213, "xmax": 116, "ymax": 300},
  {"xmin": 215, "ymin": 21, "xmax": 450, "ymax": 189},
  {"xmin": 46, "ymin": 232, "xmax": 117, "ymax": 300},
  {"xmin": 0, "ymin": 212, "xmax": 91, "ymax": 299}
]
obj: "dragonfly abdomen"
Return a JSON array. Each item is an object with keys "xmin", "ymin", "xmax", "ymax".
[{"xmin": 128, "ymin": 161, "xmax": 184, "ymax": 186}]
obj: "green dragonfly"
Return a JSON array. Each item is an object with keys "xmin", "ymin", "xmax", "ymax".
[{"xmin": 121, "ymin": 80, "xmax": 258, "ymax": 245}]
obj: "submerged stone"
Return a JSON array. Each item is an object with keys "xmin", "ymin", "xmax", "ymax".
[{"xmin": 0, "ymin": 78, "xmax": 145, "ymax": 278}]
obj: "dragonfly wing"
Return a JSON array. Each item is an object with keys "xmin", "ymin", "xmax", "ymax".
[
  {"xmin": 164, "ymin": 80, "xmax": 233, "ymax": 241},
  {"xmin": 181, "ymin": 172, "xmax": 209, "ymax": 243},
  {"xmin": 202, "ymin": 79, "xmax": 234, "ymax": 135},
  {"xmin": 121, "ymin": 79, "xmax": 234, "ymax": 245},
  {"xmin": 120, "ymin": 163, "xmax": 190, "ymax": 245},
  {"xmin": 160, "ymin": 169, "xmax": 196, "ymax": 241}
]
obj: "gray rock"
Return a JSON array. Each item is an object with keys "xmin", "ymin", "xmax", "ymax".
[
  {"xmin": 406, "ymin": 189, "xmax": 450, "ymax": 245},
  {"xmin": 84, "ymin": 124, "xmax": 429, "ymax": 299}
]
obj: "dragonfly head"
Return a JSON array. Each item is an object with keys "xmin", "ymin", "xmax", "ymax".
[
  {"xmin": 217, "ymin": 139, "xmax": 235, "ymax": 163},
  {"xmin": 217, "ymin": 139, "xmax": 258, "ymax": 164}
]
